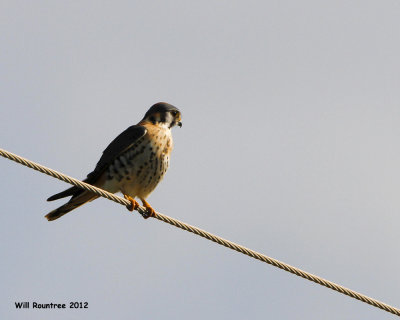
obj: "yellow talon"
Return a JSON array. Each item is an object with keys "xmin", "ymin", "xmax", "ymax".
[
  {"xmin": 124, "ymin": 195, "xmax": 139, "ymax": 211},
  {"xmin": 140, "ymin": 199, "xmax": 156, "ymax": 219}
]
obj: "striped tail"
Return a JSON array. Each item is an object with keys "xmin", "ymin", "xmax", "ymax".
[{"xmin": 45, "ymin": 191, "xmax": 99, "ymax": 221}]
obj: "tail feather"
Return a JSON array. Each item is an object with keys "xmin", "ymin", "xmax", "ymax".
[
  {"xmin": 47, "ymin": 186, "xmax": 81, "ymax": 201},
  {"xmin": 45, "ymin": 191, "xmax": 99, "ymax": 221},
  {"xmin": 47, "ymin": 174, "xmax": 97, "ymax": 202}
]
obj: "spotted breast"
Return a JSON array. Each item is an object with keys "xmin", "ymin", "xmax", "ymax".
[{"xmin": 102, "ymin": 122, "xmax": 174, "ymax": 200}]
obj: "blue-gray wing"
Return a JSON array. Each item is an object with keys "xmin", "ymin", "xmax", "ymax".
[
  {"xmin": 91, "ymin": 125, "xmax": 147, "ymax": 176},
  {"xmin": 47, "ymin": 125, "xmax": 147, "ymax": 201}
]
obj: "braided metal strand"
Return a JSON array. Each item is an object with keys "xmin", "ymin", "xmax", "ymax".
[
  {"xmin": 1, "ymin": 147, "xmax": 399, "ymax": 317},
  {"xmin": 153, "ymin": 212, "xmax": 400, "ymax": 316},
  {"xmin": 0, "ymin": 148, "xmax": 149, "ymax": 215}
]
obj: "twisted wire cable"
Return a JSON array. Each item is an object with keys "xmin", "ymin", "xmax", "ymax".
[{"xmin": 1, "ymin": 147, "xmax": 399, "ymax": 317}]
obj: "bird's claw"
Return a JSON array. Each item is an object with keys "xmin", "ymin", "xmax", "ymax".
[
  {"xmin": 140, "ymin": 199, "xmax": 156, "ymax": 219},
  {"xmin": 124, "ymin": 195, "xmax": 139, "ymax": 212},
  {"xmin": 141, "ymin": 206, "xmax": 155, "ymax": 219}
]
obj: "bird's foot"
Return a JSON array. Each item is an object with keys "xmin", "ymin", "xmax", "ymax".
[
  {"xmin": 124, "ymin": 195, "xmax": 139, "ymax": 212},
  {"xmin": 140, "ymin": 199, "xmax": 156, "ymax": 219}
]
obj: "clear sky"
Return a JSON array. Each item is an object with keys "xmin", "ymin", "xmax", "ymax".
[{"xmin": 1, "ymin": 1, "xmax": 399, "ymax": 319}]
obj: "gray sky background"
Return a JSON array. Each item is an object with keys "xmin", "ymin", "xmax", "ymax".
[{"xmin": 1, "ymin": 1, "xmax": 399, "ymax": 319}]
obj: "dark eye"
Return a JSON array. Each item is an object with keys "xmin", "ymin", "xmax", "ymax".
[{"xmin": 171, "ymin": 111, "xmax": 178, "ymax": 116}]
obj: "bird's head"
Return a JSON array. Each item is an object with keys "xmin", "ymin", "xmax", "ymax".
[{"xmin": 142, "ymin": 102, "xmax": 182, "ymax": 129}]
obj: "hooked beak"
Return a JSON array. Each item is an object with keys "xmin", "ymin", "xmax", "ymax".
[{"xmin": 177, "ymin": 121, "xmax": 182, "ymax": 128}]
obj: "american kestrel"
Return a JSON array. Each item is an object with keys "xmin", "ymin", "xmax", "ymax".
[{"xmin": 45, "ymin": 102, "xmax": 182, "ymax": 221}]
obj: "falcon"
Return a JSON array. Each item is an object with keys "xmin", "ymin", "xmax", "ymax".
[{"xmin": 45, "ymin": 102, "xmax": 182, "ymax": 221}]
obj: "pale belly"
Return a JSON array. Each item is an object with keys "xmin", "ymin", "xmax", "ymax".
[{"xmin": 102, "ymin": 128, "xmax": 172, "ymax": 200}]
